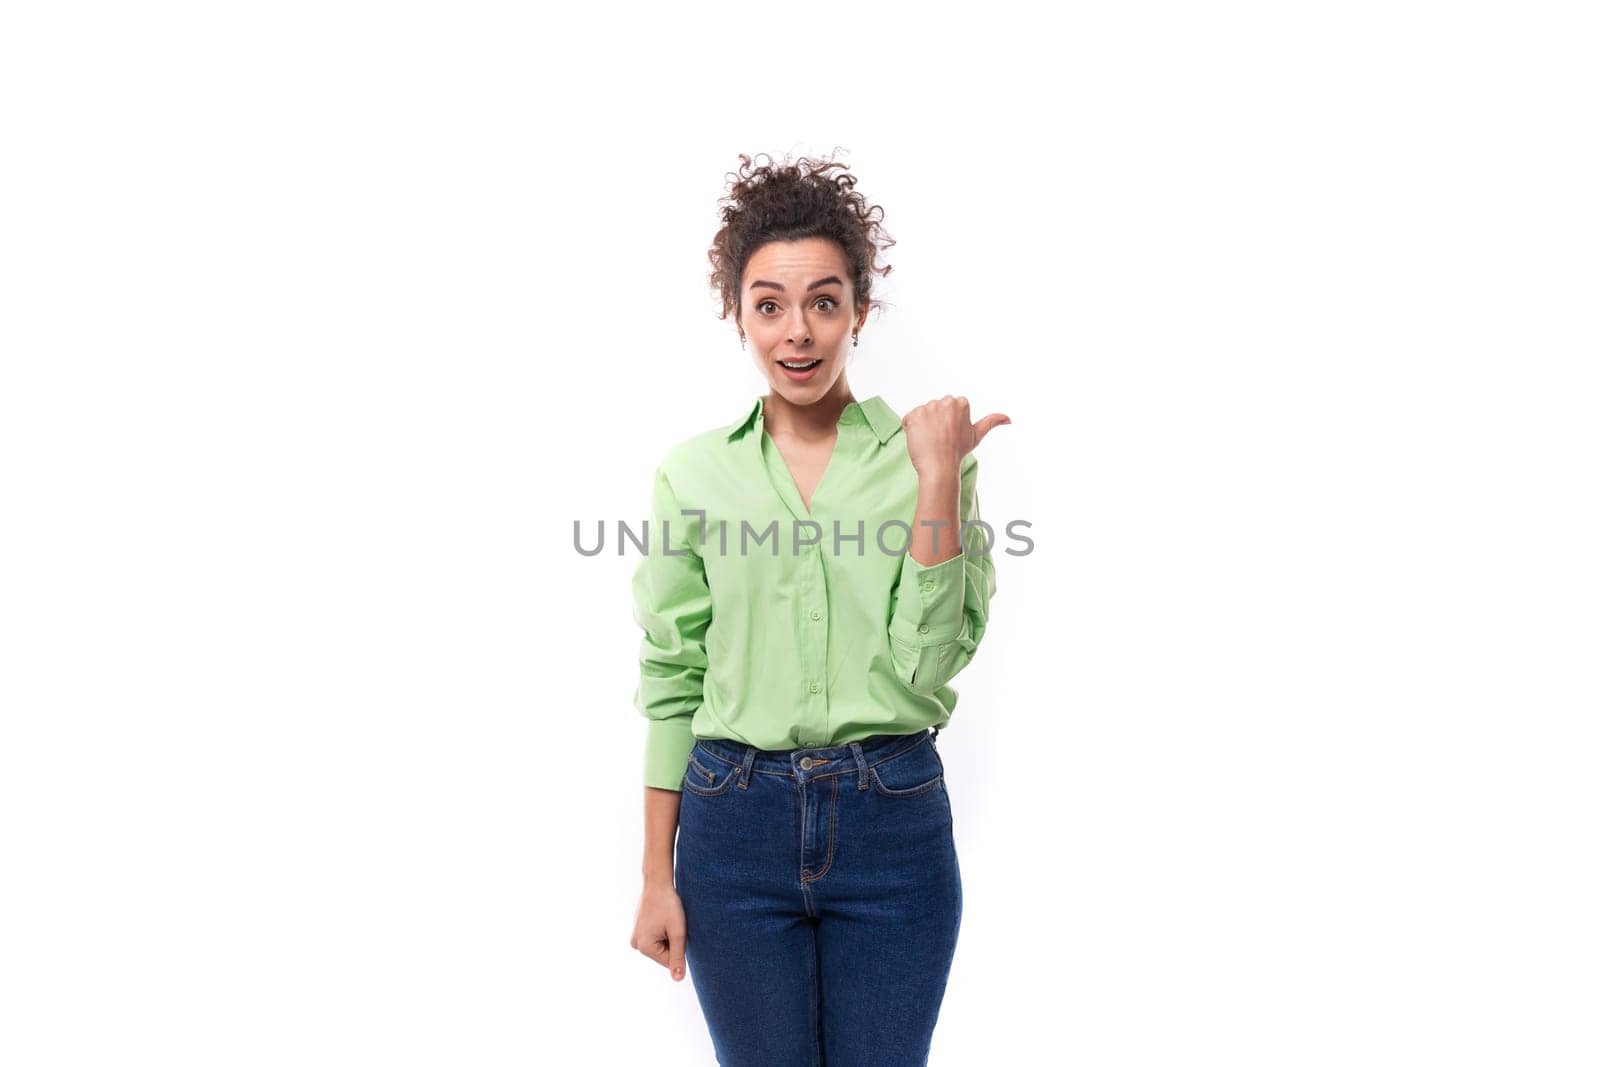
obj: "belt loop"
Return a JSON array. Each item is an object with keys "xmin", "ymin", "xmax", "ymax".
[
  {"xmin": 738, "ymin": 744, "xmax": 756, "ymax": 789},
  {"xmin": 931, "ymin": 724, "xmax": 942, "ymax": 742},
  {"xmin": 849, "ymin": 741, "xmax": 869, "ymax": 791}
]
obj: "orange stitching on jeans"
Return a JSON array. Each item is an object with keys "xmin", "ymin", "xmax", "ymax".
[{"xmin": 800, "ymin": 775, "xmax": 840, "ymax": 884}]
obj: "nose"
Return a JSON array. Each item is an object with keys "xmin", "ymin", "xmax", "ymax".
[{"xmin": 786, "ymin": 308, "xmax": 811, "ymax": 346}]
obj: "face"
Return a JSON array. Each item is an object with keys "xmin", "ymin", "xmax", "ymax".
[{"xmin": 738, "ymin": 237, "xmax": 869, "ymax": 404}]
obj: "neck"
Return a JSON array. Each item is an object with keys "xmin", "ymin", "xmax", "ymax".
[{"xmin": 764, "ymin": 378, "xmax": 856, "ymax": 441}]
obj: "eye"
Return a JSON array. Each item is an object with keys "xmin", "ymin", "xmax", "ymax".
[
  {"xmin": 757, "ymin": 299, "xmax": 779, "ymax": 314},
  {"xmin": 815, "ymin": 296, "xmax": 839, "ymax": 311}
]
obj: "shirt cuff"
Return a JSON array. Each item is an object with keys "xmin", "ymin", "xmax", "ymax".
[
  {"xmin": 644, "ymin": 716, "xmax": 697, "ymax": 791},
  {"xmin": 889, "ymin": 549, "xmax": 968, "ymax": 647}
]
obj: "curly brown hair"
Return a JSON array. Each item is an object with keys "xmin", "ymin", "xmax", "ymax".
[{"xmin": 708, "ymin": 151, "xmax": 896, "ymax": 326}]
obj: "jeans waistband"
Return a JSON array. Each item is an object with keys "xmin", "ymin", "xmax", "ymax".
[{"xmin": 692, "ymin": 725, "xmax": 940, "ymax": 784}]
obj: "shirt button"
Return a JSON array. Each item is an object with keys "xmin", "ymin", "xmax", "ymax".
[
  {"xmin": 921, "ymin": 581, "xmax": 935, "ymax": 593},
  {"xmin": 810, "ymin": 609, "xmax": 822, "ymax": 620},
  {"xmin": 918, "ymin": 623, "xmax": 930, "ymax": 634},
  {"xmin": 808, "ymin": 681, "xmax": 821, "ymax": 693}
]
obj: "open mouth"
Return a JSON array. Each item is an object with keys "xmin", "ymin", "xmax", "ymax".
[{"xmin": 777, "ymin": 358, "xmax": 823, "ymax": 380}]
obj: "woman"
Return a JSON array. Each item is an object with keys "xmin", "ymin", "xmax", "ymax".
[{"xmin": 628, "ymin": 152, "xmax": 1008, "ymax": 1066}]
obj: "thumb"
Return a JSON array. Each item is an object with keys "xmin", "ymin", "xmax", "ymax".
[
  {"xmin": 669, "ymin": 922, "xmax": 687, "ymax": 981},
  {"xmin": 972, "ymin": 412, "xmax": 1012, "ymax": 447}
]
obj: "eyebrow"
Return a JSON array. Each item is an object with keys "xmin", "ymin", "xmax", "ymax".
[{"xmin": 748, "ymin": 276, "xmax": 844, "ymax": 293}]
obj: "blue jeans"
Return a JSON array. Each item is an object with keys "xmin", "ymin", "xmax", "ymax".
[{"xmin": 674, "ymin": 726, "xmax": 963, "ymax": 1067}]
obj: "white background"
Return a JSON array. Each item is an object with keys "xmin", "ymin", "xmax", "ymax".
[{"xmin": 3, "ymin": 2, "xmax": 1597, "ymax": 1064}]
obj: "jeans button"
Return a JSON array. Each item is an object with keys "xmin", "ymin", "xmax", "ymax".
[{"xmin": 799, "ymin": 757, "xmax": 814, "ymax": 770}]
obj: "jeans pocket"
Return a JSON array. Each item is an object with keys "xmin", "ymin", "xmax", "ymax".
[
  {"xmin": 869, "ymin": 738, "xmax": 945, "ymax": 798},
  {"xmin": 682, "ymin": 747, "xmax": 741, "ymax": 797}
]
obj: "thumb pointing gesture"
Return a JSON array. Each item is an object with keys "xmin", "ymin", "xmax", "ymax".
[
  {"xmin": 972, "ymin": 411, "xmax": 1012, "ymax": 448},
  {"xmin": 902, "ymin": 395, "xmax": 1012, "ymax": 478}
]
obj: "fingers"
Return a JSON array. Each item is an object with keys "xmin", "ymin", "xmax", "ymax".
[
  {"xmin": 631, "ymin": 921, "xmax": 686, "ymax": 981},
  {"xmin": 668, "ymin": 920, "xmax": 687, "ymax": 981},
  {"xmin": 905, "ymin": 396, "xmax": 1011, "ymax": 452},
  {"xmin": 907, "ymin": 395, "xmax": 970, "ymax": 420}
]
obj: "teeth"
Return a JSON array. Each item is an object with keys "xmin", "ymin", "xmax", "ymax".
[{"xmin": 780, "ymin": 360, "xmax": 820, "ymax": 369}]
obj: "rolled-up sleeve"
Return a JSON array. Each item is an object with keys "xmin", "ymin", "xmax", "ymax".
[
  {"xmin": 887, "ymin": 457, "xmax": 997, "ymax": 697},
  {"xmin": 631, "ymin": 464, "xmax": 711, "ymax": 791}
]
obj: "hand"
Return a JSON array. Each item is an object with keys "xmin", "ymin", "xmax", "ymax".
[
  {"xmin": 631, "ymin": 881, "xmax": 689, "ymax": 982},
  {"xmin": 902, "ymin": 395, "xmax": 1011, "ymax": 480}
]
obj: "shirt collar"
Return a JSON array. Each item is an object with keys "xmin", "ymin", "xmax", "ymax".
[{"xmin": 725, "ymin": 394, "xmax": 903, "ymax": 446}]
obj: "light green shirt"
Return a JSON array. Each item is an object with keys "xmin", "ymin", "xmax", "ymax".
[{"xmin": 631, "ymin": 393, "xmax": 997, "ymax": 791}]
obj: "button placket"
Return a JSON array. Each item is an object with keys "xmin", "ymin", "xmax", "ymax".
[{"xmin": 801, "ymin": 533, "xmax": 830, "ymax": 735}]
